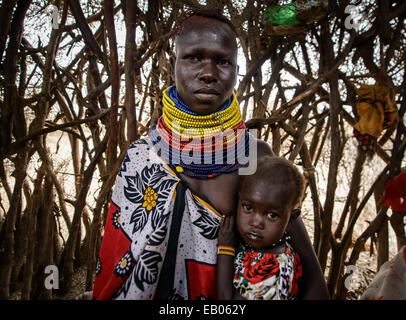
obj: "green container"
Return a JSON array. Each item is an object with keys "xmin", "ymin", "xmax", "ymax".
[{"xmin": 263, "ymin": 3, "xmax": 299, "ymax": 26}]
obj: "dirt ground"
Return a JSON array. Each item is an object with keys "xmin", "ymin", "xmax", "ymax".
[
  {"xmin": 55, "ymin": 258, "xmax": 377, "ymax": 300},
  {"xmin": 55, "ymin": 266, "xmax": 89, "ymax": 300},
  {"xmin": 55, "ymin": 243, "xmax": 379, "ymax": 300}
]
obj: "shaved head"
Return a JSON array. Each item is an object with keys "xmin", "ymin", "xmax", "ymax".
[{"xmin": 173, "ymin": 8, "xmax": 237, "ymax": 40}]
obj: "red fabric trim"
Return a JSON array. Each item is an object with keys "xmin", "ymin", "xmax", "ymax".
[
  {"xmin": 92, "ymin": 201, "xmax": 132, "ymax": 300},
  {"xmin": 185, "ymin": 260, "xmax": 217, "ymax": 300}
]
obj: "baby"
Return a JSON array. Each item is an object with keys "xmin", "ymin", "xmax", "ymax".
[{"xmin": 217, "ymin": 155, "xmax": 305, "ymax": 300}]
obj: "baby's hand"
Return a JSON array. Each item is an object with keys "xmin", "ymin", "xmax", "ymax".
[{"xmin": 218, "ymin": 214, "xmax": 236, "ymax": 247}]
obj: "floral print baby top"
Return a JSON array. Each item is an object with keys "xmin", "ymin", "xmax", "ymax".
[{"xmin": 233, "ymin": 241, "xmax": 302, "ymax": 300}]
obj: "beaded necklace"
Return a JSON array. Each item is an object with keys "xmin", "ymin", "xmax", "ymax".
[
  {"xmin": 162, "ymin": 88, "xmax": 243, "ymax": 139},
  {"xmin": 149, "ymin": 86, "xmax": 252, "ymax": 179}
]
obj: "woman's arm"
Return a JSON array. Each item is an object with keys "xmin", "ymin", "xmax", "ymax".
[
  {"xmin": 217, "ymin": 215, "xmax": 238, "ymax": 300},
  {"xmin": 287, "ymin": 216, "xmax": 330, "ymax": 299},
  {"xmin": 217, "ymin": 252, "xmax": 236, "ymax": 299}
]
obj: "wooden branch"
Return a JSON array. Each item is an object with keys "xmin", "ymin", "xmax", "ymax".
[
  {"xmin": 62, "ymin": 133, "xmax": 107, "ymax": 293},
  {"xmin": 288, "ymin": 100, "xmax": 311, "ymax": 162},
  {"xmin": 54, "ymin": 65, "xmax": 92, "ymax": 155},
  {"xmin": 236, "ymin": 36, "xmax": 282, "ymax": 100},
  {"xmin": 245, "ymin": 115, "xmax": 284, "ymax": 129},
  {"xmin": 301, "ymin": 144, "xmax": 323, "ymax": 253},
  {"xmin": 0, "ymin": 0, "xmax": 17, "ymax": 61},
  {"xmin": 390, "ymin": 211, "xmax": 406, "ymax": 251},
  {"xmin": 342, "ymin": 138, "xmax": 406, "ymax": 252},
  {"xmin": 0, "ymin": 0, "xmax": 31, "ymax": 158},
  {"xmin": 0, "ymin": 0, "xmax": 32, "ymax": 300},
  {"xmin": 0, "ymin": 152, "xmax": 28, "ymax": 299},
  {"xmin": 104, "ymin": 0, "xmax": 120, "ymax": 171},
  {"xmin": 317, "ymin": 19, "xmax": 345, "ymax": 272},
  {"xmin": 62, "ymin": 4, "xmax": 121, "ymax": 32},
  {"xmin": 67, "ymin": 0, "xmax": 108, "ymax": 69},
  {"xmin": 122, "ymin": 0, "xmax": 139, "ymax": 141},
  {"xmin": 334, "ymin": 150, "xmax": 366, "ymax": 240},
  {"xmin": 4, "ymin": 109, "xmax": 109, "ymax": 158},
  {"xmin": 35, "ymin": 145, "xmax": 72, "ymax": 231},
  {"xmin": 86, "ymin": 142, "xmax": 128, "ymax": 290},
  {"xmin": 21, "ymin": 166, "xmax": 44, "ymax": 299}
]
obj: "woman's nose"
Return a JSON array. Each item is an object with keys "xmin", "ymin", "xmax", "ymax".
[{"xmin": 199, "ymin": 60, "xmax": 218, "ymax": 84}]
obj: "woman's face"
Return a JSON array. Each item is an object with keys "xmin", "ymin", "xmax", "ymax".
[
  {"xmin": 237, "ymin": 179, "xmax": 296, "ymax": 250},
  {"xmin": 173, "ymin": 16, "xmax": 238, "ymax": 115}
]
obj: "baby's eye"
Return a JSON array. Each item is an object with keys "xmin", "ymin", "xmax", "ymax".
[
  {"xmin": 242, "ymin": 204, "xmax": 253, "ymax": 212},
  {"xmin": 267, "ymin": 212, "xmax": 279, "ymax": 219}
]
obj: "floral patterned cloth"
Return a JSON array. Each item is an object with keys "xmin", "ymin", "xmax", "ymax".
[
  {"xmin": 92, "ymin": 137, "xmax": 222, "ymax": 300},
  {"xmin": 233, "ymin": 241, "xmax": 302, "ymax": 300}
]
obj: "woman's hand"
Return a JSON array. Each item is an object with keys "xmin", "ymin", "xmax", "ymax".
[{"xmin": 218, "ymin": 214, "xmax": 237, "ymax": 247}]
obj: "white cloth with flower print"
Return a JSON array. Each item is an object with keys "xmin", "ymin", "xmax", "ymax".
[{"xmin": 110, "ymin": 138, "xmax": 222, "ymax": 300}]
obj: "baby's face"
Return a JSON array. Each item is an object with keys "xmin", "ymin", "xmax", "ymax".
[{"xmin": 236, "ymin": 180, "xmax": 296, "ymax": 250}]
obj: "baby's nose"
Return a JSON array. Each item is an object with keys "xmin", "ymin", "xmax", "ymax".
[{"xmin": 250, "ymin": 212, "xmax": 264, "ymax": 229}]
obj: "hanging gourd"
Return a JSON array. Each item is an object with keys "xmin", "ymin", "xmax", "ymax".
[{"xmin": 263, "ymin": 0, "xmax": 337, "ymax": 35}]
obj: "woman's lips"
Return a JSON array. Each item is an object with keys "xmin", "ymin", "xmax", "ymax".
[
  {"xmin": 194, "ymin": 92, "xmax": 217, "ymax": 100},
  {"xmin": 194, "ymin": 88, "xmax": 219, "ymax": 100}
]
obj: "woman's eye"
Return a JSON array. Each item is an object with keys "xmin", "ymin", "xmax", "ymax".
[
  {"xmin": 242, "ymin": 204, "xmax": 252, "ymax": 212},
  {"xmin": 267, "ymin": 212, "xmax": 279, "ymax": 219},
  {"xmin": 185, "ymin": 55, "xmax": 199, "ymax": 62},
  {"xmin": 218, "ymin": 59, "xmax": 231, "ymax": 65}
]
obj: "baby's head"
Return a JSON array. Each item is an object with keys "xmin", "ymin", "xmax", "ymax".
[{"xmin": 237, "ymin": 155, "xmax": 305, "ymax": 250}]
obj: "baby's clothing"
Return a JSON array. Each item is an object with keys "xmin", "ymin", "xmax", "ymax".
[{"xmin": 233, "ymin": 241, "xmax": 302, "ymax": 300}]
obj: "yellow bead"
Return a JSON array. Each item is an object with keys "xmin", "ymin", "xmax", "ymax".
[
  {"xmin": 162, "ymin": 87, "xmax": 243, "ymax": 140},
  {"xmin": 176, "ymin": 166, "xmax": 183, "ymax": 172}
]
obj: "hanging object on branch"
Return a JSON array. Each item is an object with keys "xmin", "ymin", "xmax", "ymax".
[
  {"xmin": 263, "ymin": 0, "xmax": 337, "ymax": 35},
  {"xmin": 352, "ymin": 83, "xmax": 399, "ymax": 156},
  {"xmin": 380, "ymin": 169, "xmax": 406, "ymax": 212},
  {"xmin": 352, "ymin": 129, "xmax": 376, "ymax": 156}
]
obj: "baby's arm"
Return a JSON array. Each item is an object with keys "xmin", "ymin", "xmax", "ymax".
[{"xmin": 217, "ymin": 214, "xmax": 239, "ymax": 300}]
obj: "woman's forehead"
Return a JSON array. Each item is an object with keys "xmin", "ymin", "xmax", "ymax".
[
  {"xmin": 175, "ymin": 16, "xmax": 237, "ymax": 48},
  {"xmin": 178, "ymin": 15, "xmax": 234, "ymax": 33}
]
